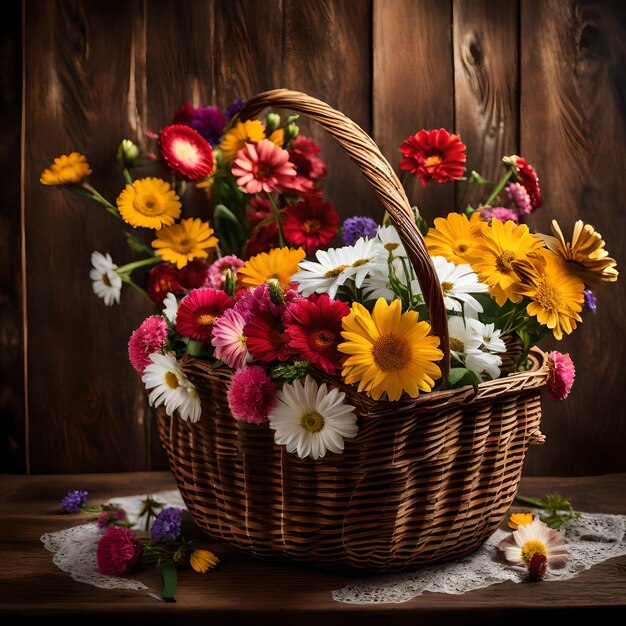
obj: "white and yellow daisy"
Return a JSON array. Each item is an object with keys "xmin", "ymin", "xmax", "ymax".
[
  {"xmin": 89, "ymin": 251, "xmax": 122, "ymax": 306},
  {"xmin": 162, "ymin": 292, "xmax": 179, "ymax": 326},
  {"xmin": 448, "ymin": 316, "xmax": 502, "ymax": 381},
  {"xmin": 499, "ymin": 518, "xmax": 569, "ymax": 569},
  {"xmin": 142, "ymin": 352, "xmax": 201, "ymax": 423},
  {"xmin": 376, "ymin": 224, "xmax": 408, "ymax": 257},
  {"xmin": 268, "ymin": 375, "xmax": 358, "ymax": 460}
]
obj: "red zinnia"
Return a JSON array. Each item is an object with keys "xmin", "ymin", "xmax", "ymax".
[
  {"xmin": 509, "ymin": 155, "xmax": 541, "ymax": 209},
  {"xmin": 282, "ymin": 198, "xmax": 340, "ymax": 255},
  {"xmin": 96, "ymin": 526, "xmax": 142, "ymax": 576},
  {"xmin": 244, "ymin": 221, "xmax": 280, "ymax": 258},
  {"xmin": 180, "ymin": 258, "xmax": 210, "ymax": 289},
  {"xmin": 147, "ymin": 263, "xmax": 186, "ymax": 305},
  {"xmin": 176, "ymin": 288, "xmax": 235, "ymax": 341},
  {"xmin": 246, "ymin": 197, "xmax": 273, "ymax": 226},
  {"xmin": 158, "ymin": 124, "xmax": 214, "ymax": 181},
  {"xmin": 231, "ymin": 139, "xmax": 298, "ymax": 194},
  {"xmin": 288, "ymin": 135, "xmax": 328, "ymax": 181},
  {"xmin": 399, "ymin": 128, "xmax": 467, "ymax": 186},
  {"xmin": 284, "ymin": 294, "xmax": 349, "ymax": 375},
  {"xmin": 245, "ymin": 311, "xmax": 292, "ymax": 362}
]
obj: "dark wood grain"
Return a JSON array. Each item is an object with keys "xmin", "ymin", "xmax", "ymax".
[
  {"xmin": 373, "ymin": 0, "xmax": 456, "ymax": 222},
  {"xmin": 520, "ymin": 0, "xmax": 626, "ymax": 475},
  {"xmin": 23, "ymin": 0, "xmax": 154, "ymax": 472},
  {"xmin": 453, "ymin": 0, "xmax": 519, "ymax": 210},
  {"xmin": 0, "ymin": 3, "xmax": 25, "ymax": 472},
  {"xmin": 0, "ymin": 472, "xmax": 624, "ymax": 623}
]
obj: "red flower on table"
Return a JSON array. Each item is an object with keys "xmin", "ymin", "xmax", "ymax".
[{"xmin": 96, "ymin": 527, "xmax": 142, "ymax": 576}]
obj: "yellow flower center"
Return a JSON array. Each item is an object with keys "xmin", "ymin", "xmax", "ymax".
[
  {"xmin": 495, "ymin": 250, "xmax": 516, "ymax": 274},
  {"xmin": 424, "ymin": 154, "xmax": 442, "ymax": 168},
  {"xmin": 197, "ymin": 313, "xmax": 215, "ymax": 326},
  {"xmin": 164, "ymin": 371, "xmax": 180, "ymax": 390},
  {"xmin": 102, "ymin": 274, "xmax": 112, "ymax": 287},
  {"xmin": 303, "ymin": 219, "xmax": 321, "ymax": 233},
  {"xmin": 172, "ymin": 139, "xmax": 199, "ymax": 164},
  {"xmin": 450, "ymin": 337, "xmax": 464, "ymax": 352},
  {"xmin": 135, "ymin": 193, "xmax": 163, "ymax": 216},
  {"xmin": 441, "ymin": 281, "xmax": 454, "ymax": 294},
  {"xmin": 324, "ymin": 264, "xmax": 349, "ymax": 278},
  {"xmin": 534, "ymin": 278, "xmax": 563, "ymax": 312},
  {"xmin": 456, "ymin": 242, "xmax": 469, "ymax": 254},
  {"xmin": 384, "ymin": 242, "xmax": 399, "ymax": 251},
  {"xmin": 372, "ymin": 334, "xmax": 411, "ymax": 372},
  {"xmin": 238, "ymin": 334, "xmax": 247, "ymax": 348},
  {"xmin": 520, "ymin": 539, "xmax": 547, "ymax": 566},
  {"xmin": 173, "ymin": 238, "xmax": 194, "ymax": 254},
  {"xmin": 300, "ymin": 410, "xmax": 325, "ymax": 433},
  {"xmin": 352, "ymin": 258, "xmax": 368, "ymax": 267}
]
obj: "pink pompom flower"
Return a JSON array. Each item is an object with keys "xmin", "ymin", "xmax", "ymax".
[
  {"xmin": 227, "ymin": 366, "xmax": 276, "ymax": 424},
  {"xmin": 128, "ymin": 315, "xmax": 168, "ymax": 375},
  {"xmin": 546, "ymin": 351, "xmax": 575, "ymax": 400},
  {"xmin": 231, "ymin": 139, "xmax": 298, "ymax": 194},
  {"xmin": 211, "ymin": 308, "xmax": 251, "ymax": 370},
  {"xmin": 96, "ymin": 526, "xmax": 142, "ymax": 575},
  {"xmin": 206, "ymin": 255, "xmax": 244, "ymax": 289},
  {"xmin": 477, "ymin": 206, "xmax": 519, "ymax": 224},
  {"xmin": 506, "ymin": 182, "xmax": 533, "ymax": 215}
]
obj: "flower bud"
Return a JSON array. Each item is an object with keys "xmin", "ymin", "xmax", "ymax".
[
  {"xmin": 116, "ymin": 139, "xmax": 140, "ymax": 167},
  {"xmin": 267, "ymin": 278, "xmax": 284, "ymax": 305},
  {"xmin": 284, "ymin": 122, "xmax": 300, "ymax": 145},
  {"xmin": 265, "ymin": 112, "xmax": 281, "ymax": 134}
]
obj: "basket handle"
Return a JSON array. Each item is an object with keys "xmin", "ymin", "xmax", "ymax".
[{"xmin": 239, "ymin": 89, "xmax": 450, "ymax": 378}]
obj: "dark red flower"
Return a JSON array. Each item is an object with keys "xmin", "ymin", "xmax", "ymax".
[
  {"xmin": 285, "ymin": 294, "xmax": 350, "ymax": 375},
  {"xmin": 96, "ymin": 527, "xmax": 142, "ymax": 576},
  {"xmin": 244, "ymin": 222, "xmax": 280, "ymax": 258},
  {"xmin": 282, "ymin": 198, "xmax": 340, "ymax": 255},
  {"xmin": 158, "ymin": 124, "xmax": 214, "ymax": 181},
  {"xmin": 511, "ymin": 156, "xmax": 541, "ymax": 209},
  {"xmin": 399, "ymin": 128, "xmax": 467, "ymax": 186},
  {"xmin": 246, "ymin": 197, "xmax": 273, "ymax": 227},
  {"xmin": 176, "ymin": 288, "xmax": 235, "ymax": 341},
  {"xmin": 180, "ymin": 259, "xmax": 210, "ymax": 289},
  {"xmin": 245, "ymin": 312, "xmax": 292, "ymax": 362},
  {"xmin": 288, "ymin": 135, "xmax": 328, "ymax": 181},
  {"xmin": 147, "ymin": 264, "xmax": 186, "ymax": 305},
  {"xmin": 528, "ymin": 552, "xmax": 548, "ymax": 582}
]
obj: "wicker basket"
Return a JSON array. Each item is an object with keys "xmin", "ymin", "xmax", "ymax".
[{"xmin": 156, "ymin": 89, "xmax": 549, "ymax": 573}]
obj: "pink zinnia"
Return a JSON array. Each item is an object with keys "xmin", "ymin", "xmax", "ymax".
[
  {"xmin": 176, "ymin": 288, "xmax": 235, "ymax": 341},
  {"xmin": 506, "ymin": 182, "xmax": 533, "ymax": 215},
  {"xmin": 206, "ymin": 255, "xmax": 245, "ymax": 289},
  {"xmin": 546, "ymin": 351, "xmax": 575, "ymax": 400},
  {"xmin": 96, "ymin": 527, "xmax": 142, "ymax": 575},
  {"xmin": 477, "ymin": 206, "xmax": 519, "ymax": 224},
  {"xmin": 231, "ymin": 139, "xmax": 298, "ymax": 194},
  {"xmin": 128, "ymin": 316, "xmax": 168, "ymax": 375},
  {"xmin": 227, "ymin": 366, "xmax": 276, "ymax": 424},
  {"xmin": 211, "ymin": 308, "xmax": 250, "ymax": 370}
]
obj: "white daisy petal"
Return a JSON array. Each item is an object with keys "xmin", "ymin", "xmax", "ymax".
[{"xmin": 90, "ymin": 251, "xmax": 122, "ymax": 306}]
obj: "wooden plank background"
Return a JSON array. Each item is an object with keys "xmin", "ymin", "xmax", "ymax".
[{"xmin": 3, "ymin": 0, "xmax": 624, "ymax": 475}]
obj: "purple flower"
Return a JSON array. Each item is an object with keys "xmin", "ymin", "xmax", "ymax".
[
  {"xmin": 225, "ymin": 98, "xmax": 244, "ymax": 120},
  {"xmin": 584, "ymin": 289, "xmax": 597, "ymax": 312},
  {"xmin": 150, "ymin": 507, "xmax": 182, "ymax": 542},
  {"xmin": 506, "ymin": 182, "xmax": 533, "ymax": 215},
  {"xmin": 478, "ymin": 206, "xmax": 519, "ymax": 224},
  {"xmin": 172, "ymin": 102, "xmax": 226, "ymax": 147},
  {"xmin": 61, "ymin": 489, "xmax": 89, "ymax": 513},
  {"xmin": 342, "ymin": 216, "xmax": 378, "ymax": 246}
]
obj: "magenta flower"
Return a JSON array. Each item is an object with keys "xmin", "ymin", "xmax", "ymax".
[
  {"xmin": 206, "ymin": 255, "xmax": 244, "ymax": 289},
  {"xmin": 211, "ymin": 308, "xmax": 251, "ymax": 370},
  {"xmin": 546, "ymin": 351, "xmax": 575, "ymax": 400},
  {"xmin": 227, "ymin": 366, "xmax": 276, "ymax": 424},
  {"xmin": 128, "ymin": 315, "xmax": 168, "ymax": 375},
  {"xmin": 506, "ymin": 182, "xmax": 533, "ymax": 215},
  {"xmin": 96, "ymin": 527, "xmax": 142, "ymax": 575},
  {"xmin": 477, "ymin": 206, "xmax": 519, "ymax": 224}
]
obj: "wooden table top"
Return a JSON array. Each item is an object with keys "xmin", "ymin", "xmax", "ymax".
[{"xmin": 1, "ymin": 472, "xmax": 625, "ymax": 624}]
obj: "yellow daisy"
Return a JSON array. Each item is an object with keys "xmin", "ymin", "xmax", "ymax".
[
  {"xmin": 539, "ymin": 219, "xmax": 618, "ymax": 284},
  {"xmin": 508, "ymin": 512, "xmax": 534, "ymax": 530},
  {"xmin": 237, "ymin": 247, "xmax": 306, "ymax": 291},
  {"xmin": 116, "ymin": 177, "xmax": 182, "ymax": 230},
  {"xmin": 268, "ymin": 128, "xmax": 285, "ymax": 148},
  {"xmin": 338, "ymin": 298, "xmax": 443, "ymax": 402},
  {"xmin": 190, "ymin": 549, "xmax": 220, "ymax": 573},
  {"xmin": 40, "ymin": 152, "xmax": 92, "ymax": 185},
  {"xmin": 424, "ymin": 211, "xmax": 484, "ymax": 265},
  {"xmin": 219, "ymin": 120, "xmax": 266, "ymax": 161},
  {"xmin": 468, "ymin": 219, "xmax": 545, "ymax": 306},
  {"xmin": 152, "ymin": 218, "xmax": 219, "ymax": 269},
  {"xmin": 516, "ymin": 250, "xmax": 584, "ymax": 340}
]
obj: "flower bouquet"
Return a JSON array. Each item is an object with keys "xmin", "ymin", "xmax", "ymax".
[{"xmin": 41, "ymin": 89, "xmax": 618, "ymax": 573}]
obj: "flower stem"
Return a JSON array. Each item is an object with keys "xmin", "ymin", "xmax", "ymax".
[
  {"xmin": 267, "ymin": 193, "xmax": 286, "ymax": 247},
  {"xmin": 122, "ymin": 168, "xmax": 133, "ymax": 185},
  {"xmin": 119, "ymin": 274, "xmax": 149, "ymax": 298},
  {"xmin": 483, "ymin": 169, "xmax": 513, "ymax": 207},
  {"xmin": 117, "ymin": 256, "xmax": 162, "ymax": 275},
  {"xmin": 514, "ymin": 494, "xmax": 548, "ymax": 509},
  {"xmin": 81, "ymin": 182, "xmax": 121, "ymax": 219}
]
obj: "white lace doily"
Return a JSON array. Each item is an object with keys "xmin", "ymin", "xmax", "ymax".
[
  {"xmin": 41, "ymin": 492, "xmax": 626, "ymax": 600},
  {"xmin": 332, "ymin": 512, "xmax": 626, "ymax": 604},
  {"xmin": 41, "ymin": 489, "xmax": 185, "ymax": 591}
]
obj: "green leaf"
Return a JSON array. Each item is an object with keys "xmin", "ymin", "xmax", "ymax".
[
  {"xmin": 185, "ymin": 339, "xmax": 207, "ymax": 357},
  {"xmin": 124, "ymin": 231, "xmax": 154, "ymax": 256},
  {"xmin": 212, "ymin": 203, "xmax": 246, "ymax": 257},
  {"xmin": 269, "ymin": 361, "xmax": 311, "ymax": 384},
  {"xmin": 410, "ymin": 206, "xmax": 430, "ymax": 236},
  {"xmin": 447, "ymin": 367, "xmax": 480, "ymax": 392},
  {"xmin": 160, "ymin": 563, "xmax": 178, "ymax": 602},
  {"xmin": 467, "ymin": 170, "xmax": 490, "ymax": 185}
]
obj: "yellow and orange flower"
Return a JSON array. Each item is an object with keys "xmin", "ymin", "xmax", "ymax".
[
  {"xmin": 190, "ymin": 549, "xmax": 220, "ymax": 573},
  {"xmin": 152, "ymin": 218, "xmax": 218, "ymax": 269},
  {"xmin": 218, "ymin": 119, "xmax": 266, "ymax": 161},
  {"xmin": 237, "ymin": 247, "xmax": 306, "ymax": 291},
  {"xmin": 424, "ymin": 211, "xmax": 484, "ymax": 265},
  {"xmin": 539, "ymin": 219, "xmax": 618, "ymax": 284},
  {"xmin": 508, "ymin": 512, "xmax": 534, "ymax": 530},
  {"xmin": 117, "ymin": 177, "xmax": 181, "ymax": 230},
  {"xmin": 467, "ymin": 219, "xmax": 544, "ymax": 306},
  {"xmin": 40, "ymin": 152, "xmax": 92, "ymax": 185}
]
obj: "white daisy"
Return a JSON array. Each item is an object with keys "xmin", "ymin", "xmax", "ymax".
[
  {"xmin": 447, "ymin": 316, "xmax": 502, "ymax": 381},
  {"xmin": 479, "ymin": 322, "xmax": 507, "ymax": 353},
  {"xmin": 415, "ymin": 256, "xmax": 487, "ymax": 317},
  {"xmin": 362, "ymin": 257, "xmax": 415, "ymax": 303},
  {"xmin": 142, "ymin": 351, "xmax": 201, "ymax": 423},
  {"xmin": 293, "ymin": 237, "xmax": 386, "ymax": 299},
  {"xmin": 499, "ymin": 518, "xmax": 569, "ymax": 569},
  {"xmin": 162, "ymin": 292, "xmax": 179, "ymax": 326},
  {"xmin": 89, "ymin": 251, "xmax": 122, "ymax": 306},
  {"xmin": 268, "ymin": 375, "xmax": 358, "ymax": 460},
  {"xmin": 376, "ymin": 224, "xmax": 408, "ymax": 257}
]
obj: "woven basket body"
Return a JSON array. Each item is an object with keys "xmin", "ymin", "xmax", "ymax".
[{"xmin": 155, "ymin": 89, "xmax": 549, "ymax": 573}]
